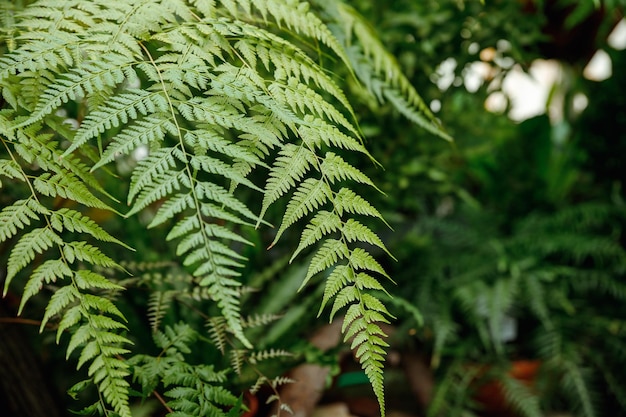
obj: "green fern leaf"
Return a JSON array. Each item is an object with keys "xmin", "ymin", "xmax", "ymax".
[
  {"xmin": 330, "ymin": 285, "xmax": 358, "ymax": 320},
  {"xmin": 291, "ymin": 210, "xmax": 342, "ymax": 262},
  {"xmin": 248, "ymin": 348, "xmax": 292, "ymax": 364},
  {"xmin": 319, "ymin": 265, "xmax": 352, "ymax": 314},
  {"xmin": 0, "ymin": 2, "xmax": 417, "ymax": 415},
  {"xmin": 62, "ymin": 241, "xmax": 118, "ymax": 268},
  {"xmin": 333, "ymin": 187, "xmax": 384, "ymax": 219},
  {"xmin": 304, "ymin": 239, "xmax": 350, "ymax": 285},
  {"xmin": 68, "ymin": 90, "xmax": 168, "ymax": 154},
  {"xmin": 349, "ymin": 247, "xmax": 390, "ymax": 278},
  {"xmin": 6, "ymin": 226, "xmax": 62, "ymax": 283},
  {"xmin": 342, "ymin": 219, "xmax": 392, "ymax": 256},
  {"xmin": 56, "ymin": 305, "xmax": 82, "ymax": 343},
  {"xmin": 248, "ymin": 0, "xmax": 352, "ymax": 71},
  {"xmin": 355, "ymin": 272, "xmax": 387, "ymax": 292},
  {"xmin": 321, "ymin": 152, "xmax": 377, "ymax": 188},
  {"xmin": 0, "ymin": 158, "xmax": 23, "ymax": 183},
  {"xmin": 242, "ymin": 313, "xmax": 283, "ymax": 328},
  {"xmin": 232, "ymin": 21, "xmax": 355, "ymax": 116},
  {"xmin": 95, "ymin": 115, "xmax": 176, "ymax": 170},
  {"xmin": 194, "ymin": 181, "xmax": 261, "ymax": 223},
  {"xmin": 24, "ymin": 57, "xmax": 137, "ymax": 126},
  {"xmin": 273, "ymin": 178, "xmax": 332, "ymax": 244},
  {"xmin": 128, "ymin": 146, "xmax": 182, "ymax": 203},
  {"xmin": 41, "ymin": 285, "xmax": 79, "ymax": 330},
  {"xmin": 500, "ymin": 375, "xmax": 543, "ymax": 417},
  {"xmin": 0, "ymin": 198, "xmax": 41, "ymax": 241},
  {"xmin": 33, "ymin": 172, "xmax": 111, "ymax": 209},
  {"xmin": 186, "ymin": 129, "xmax": 267, "ymax": 169},
  {"xmin": 147, "ymin": 290, "xmax": 175, "ymax": 332},
  {"xmin": 230, "ymin": 349, "xmax": 246, "ymax": 375},
  {"xmin": 67, "ymin": 323, "xmax": 94, "ymax": 358},
  {"xmin": 317, "ymin": 0, "xmax": 451, "ymax": 142},
  {"xmin": 563, "ymin": 360, "xmax": 597, "ymax": 417},
  {"xmin": 19, "ymin": 259, "xmax": 72, "ymax": 313},
  {"xmin": 149, "ymin": 193, "xmax": 195, "ymax": 228},
  {"xmin": 261, "ymin": 143, "xmax": 318, "ymax": 220},
  {"xmin": 50, "ymin": 208, "xmax": 130, "ymax": 248},
  {"xmin": 206, "ymin": 316, "xmax": 228, "ymax": 353},
  {"xmin": 88, "ymin": 356, "xmax": 131, "ymax": 417},
  {"xmin": 167, "ymin": 215, "xmax": 201, "ymax": 241},
  {"xmin": 0, "ymin": 31, "xmax": 82, "ymax": 82},
  {"xmin": 127, "ymin": 170, "xmax": 190, "ymax": 216},
  {"xmin": 202, "ymin": 277, "xmax": 251, "ymax": 349},
  {"xmin": 268, "ymin": 78, "xmax": 359, "ymax": 136}
]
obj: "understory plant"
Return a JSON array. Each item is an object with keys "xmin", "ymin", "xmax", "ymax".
[
  {"xmin": 407, "ymin": 202, "xmax": 626, "ymax": 417},
  {"xmin": 0, "ymin": 0, "xmax": 449, "ymax": 416}
]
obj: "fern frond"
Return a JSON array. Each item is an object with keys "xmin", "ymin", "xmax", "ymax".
[
  {"xmin": 314, "ymin": 0, "xmax": 451, "ymax": 141},
  {"xmin": 50, "ymin": 208, "xmax": 130, "ymax": 248},
  {"xmin": 268, "ymin": 78, "xmax": 359, "ymax": 136},
  {"xmin": 0, "ymin": 157, "xmax": 23, "ymax": 184},
  {"xmin": 273, "ymin": 178, "xmax": 332, "ymax": 244},
  {"xmin": 95, "ymin": 115, "xmax": 176, "ymax": 170},
  {"xmin": 163, "ymin": 362, "xmax": 238, "ymax": 416},
  {"xmin": 127, "ymin": 146, "xmax": 181, "ymax": 202},
  {"xmin": 24, "ymin": 56, "xmax": 138, "ymax": 127},
  {"xmin": 348, "ymin": 247, "xmax": 390, "ymax": 278},
  {"xmin": 248, "ymin": 348, "xmax": 292, "ymax": 364},
  {"xmin": 333, "ymin": 187, "xmax": 384, "ymax": 219},
  {"xmin": 33, "ymin": 172, "xmax": 111, "ymax": 209},
  {"xmin": 304, "ymin": 239, "xmax": 349, "ymax": 285},
  {"xmin": 207, "ymin": 316, "xmax": 229, "ymax": 354},
  {"xmin": 69, "ymin": 90, "xmax": 168, "ymax": 153},
  {"xmin": 46, "ymin": 273, "xmax": 133, "ymax": 417},
  {"xmin": 341, "ymin": 303, "xmax": 390, "ymax": 415},
  {"xmin": 291, "ymin": 210, "xmax": 342, "ymax": 261},
  {"xmin": 0, "ymin": 31, "xmax": 82, "ymax": 82},
  {"xmin": 6, "ymin": 227, "xmax": 62, "ymax": 283},
  {"xmin": 128, "ymin": 170, "xmax": 189, "ymax": 215},
  {"xmin": 19, "ymin": 259, "xmax": 71, "ymax": 312},
  {"xmin": 62, "ymin": 241, "xmax": 118, "ymax": 267},
  {"xmin": 321, "ymin": 152, "xmax": 377, "ymax": 188},
  {"xmin": 230, "ymin": 349, "xmax": 246, "ymax": 376},
  {"xmin": 319, "ymin": 265, "xmax": 352, "ymax": 314},
  {"xmin": 562, "ymin": 360, "xmax": 597, "ymax": 417},
  {"xmin": 0, "ymin": 1, "xmax": 418, "ymax": 414},
  {"xmin": 242, "ymin": 313, "xmax": 283, "ymax": 328},
  {"xmin": 148, "ymin": 290, "xmax": 176, "ymax": 332},
  {"xmin": 0, "ymin": 198, "xmax": 41, "ymax": 241},
  {"xmin": 231, "ymin": 21, "xmax": 355, "ymax": 116},
  {"xmin": 500, "ymin": 375, "xmax": 542, "ymax": 417},
  {"xmin": 342, "ymin": 218, "xmax": 391, "ymax": 255},
  {"xmin": 12, "ymin": 128, "xmax": 113, "ymax": 197},
  {"xmin": 244, "ymin": 0, "xmax": 352, "ymax": 70},
  {"xmin": 261, "ymin": 143, "xmax": 317, "ymax": 219}
]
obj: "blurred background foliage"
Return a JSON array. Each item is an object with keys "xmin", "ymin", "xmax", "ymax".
[
  {"xmin": 339, "ymin": 1, "xmax": 626, "ymax": 416},
  {"xmin": 2, "ymin": 0, "xmax": 626, "ymax": 416}
]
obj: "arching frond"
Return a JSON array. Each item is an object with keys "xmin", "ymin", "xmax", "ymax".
[{"xmin": 0, "ymin": 0, "xmax": 447, "ymax": 414}]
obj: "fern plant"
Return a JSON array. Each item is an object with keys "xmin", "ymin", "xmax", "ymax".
[
  {"xmin": 397, "ymin": 202, "xmax": 626, "ymax": 417},
  {"xmin": 0, "ymin": 0, "xmax": 447, "ymax": 415}
]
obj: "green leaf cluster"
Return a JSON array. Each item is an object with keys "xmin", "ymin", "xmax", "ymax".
[{"xmin": 0, "ymin": 0, "xmax": 447, "ymax": 415}]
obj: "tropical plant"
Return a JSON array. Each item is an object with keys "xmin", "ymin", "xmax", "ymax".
[{"xmin": 0, "ymin": 0, "xmax": 449, "ymax": 416}]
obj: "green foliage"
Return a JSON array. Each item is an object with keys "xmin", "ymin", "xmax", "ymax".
[
  {"xmin": 130, "ymin": 323, "xmax": 240, "ymax": 417},
  {"xmin": 396, "ymin": 201, "xmax": 626, "ymax": 417},
  {"xmin": 0, "ymin": 0, "xmax": 446, "ymax": 415}
]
